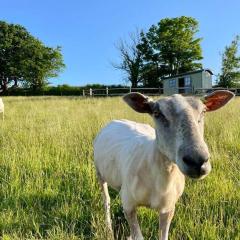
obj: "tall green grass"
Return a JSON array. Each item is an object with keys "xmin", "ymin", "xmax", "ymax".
[{"xmin": 0, "ymin": 96, "xmax": 239, "ymax": 239}]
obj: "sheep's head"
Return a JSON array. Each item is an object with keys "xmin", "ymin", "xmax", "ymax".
[{"xmin": 123, "ymin": 90, "xmax": 234, "ymax": 179}]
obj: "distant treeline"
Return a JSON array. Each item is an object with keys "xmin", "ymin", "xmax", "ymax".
[{"xmin": 0, "ymin": 84, "xmax": 128, "ymax": 96}]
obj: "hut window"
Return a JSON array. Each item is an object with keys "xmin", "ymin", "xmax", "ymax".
[
  {"xmin": 184, "ymin": 76, "xmax": 191, "ymax": 86},
  {"xmin": 169, "ymin": 79, "xmax": 176, "ymax": 88}
]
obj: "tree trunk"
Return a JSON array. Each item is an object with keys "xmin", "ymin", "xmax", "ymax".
[
  {"xmin": 131, "ymin": 81, "xmax": 137, "ymax": 88},
  {"xmin": 2, "ymin": 78, "xmax": 8, "ymax": 92},
  {"xmin": 14, "ymin": 77, "xmax": 18, "ymax": 87}
]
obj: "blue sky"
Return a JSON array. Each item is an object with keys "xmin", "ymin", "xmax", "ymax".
[{"xmin": 1, "ymin": 0, "xmax": 240, "ymax": 86}]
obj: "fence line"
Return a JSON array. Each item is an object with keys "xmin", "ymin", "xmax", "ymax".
[
  {"xmin": 86, "ymin": 87, "xmax": 164, "ymax": 97},
  {"xmin": 83, "ymin": 87, "xmax": 240, "ymax": 97}
]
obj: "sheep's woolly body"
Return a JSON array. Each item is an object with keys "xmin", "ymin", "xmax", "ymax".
[{"xmin": 94, "ymin": 119, "xmax": 185, "ymax": 212}]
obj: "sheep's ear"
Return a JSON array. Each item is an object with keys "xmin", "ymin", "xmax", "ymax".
[
  {"xmin": 203, "ymin": 90, "xmax": 235, "ymax": 112},
  {"xmin": 123, "ymin": 92, "xmax": 154, "ymax": 114}
]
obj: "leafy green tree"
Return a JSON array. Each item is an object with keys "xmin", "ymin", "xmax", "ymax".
[
  {"xmin": 218, "ymin": 36, "xmax": 240, "ymax": 87},
  {"xmin": 141, "ymin": 63, "xmax": 162, "ymax": 87},
  {"xmin": 138, "ymin": 16, "xmax": 203, "ymax": 78},
  {"xmin": 0, "ymin": 21, "xmax": 65, "ymax": 91}
]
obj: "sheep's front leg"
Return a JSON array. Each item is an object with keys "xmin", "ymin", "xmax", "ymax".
[
  {"xmin": 121, "ymin": 188, "xmax": 143, "ymax": 240},
  {"xmin": 97, "ymin": 171, "xmax": 114, "ymax": 238},
  {"xmin": 124, "ymin": 209, "xmax": 144, "ymax": 240},
  {"xmin": 159, "ymin": 209, "xmax": 174, "ymax": 240}
]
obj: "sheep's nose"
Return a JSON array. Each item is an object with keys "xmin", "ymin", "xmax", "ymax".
[{"xmin": 182, "ymin": 155, "xmax": 209, "ymax": 168}]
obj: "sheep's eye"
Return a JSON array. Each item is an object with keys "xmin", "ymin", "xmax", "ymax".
[
  {"xmin": 153, "ymin": 110, "xmax": 164, "ymax": 118},
  {"xmin": 153, "ymin": 111, "xmax": 160, "ymax": 118},
  {"xmin": 153, "ymin": 110, "xmax": 169, "ymax": 127}
]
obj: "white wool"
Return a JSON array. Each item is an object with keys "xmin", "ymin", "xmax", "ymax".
[{"xmin": 94, "ymin": 119, "xmax": 184, "ymax": 212}]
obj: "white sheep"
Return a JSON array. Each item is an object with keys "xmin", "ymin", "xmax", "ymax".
[
  {"xmin": 94, "ymin": 90, "xmax": 234, "ymax": 240},
  {"xmin": 0, "ymin": 98, "xmax": 4, "ymax": 120}
]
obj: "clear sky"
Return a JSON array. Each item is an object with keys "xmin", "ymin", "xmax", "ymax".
[{"xmin": 1, "ymin": 0, "xmax": 240, "ymax": 86}]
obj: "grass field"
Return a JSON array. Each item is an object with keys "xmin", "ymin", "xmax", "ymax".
[{"xmin": 0, "ymin": 96, "xmax": 239, "ymax": 240}]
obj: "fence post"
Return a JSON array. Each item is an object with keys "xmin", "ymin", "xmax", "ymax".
[
  {"xmin": 82, "ymin": 89, "xmax": 85, "ymax": 97},
  {"xmin": 106, "ymin": 87, "xmax": 109, "ymax": 96},
  {"xmin": 129, "ymin": 86, "xmax": 132, "ymax": 93},
  {"xmin": 90, "ymin": 88, "xmax": 92, "ymax": 97}
]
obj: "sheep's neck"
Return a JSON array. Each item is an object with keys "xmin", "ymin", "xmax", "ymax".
[{"xmin": 151, "ymin": 139, "xmax": 184, "ymax": 180}]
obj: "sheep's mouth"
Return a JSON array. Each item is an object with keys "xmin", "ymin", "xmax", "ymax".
[
  {"xmin": 177, "ymin": 161, "xmax": 211, "ymax": 180},
  {"xmin": 186, "ymin": 172, "xmax": 206, "ymax": 179},
  {"xmin": 183, "ymin": 166, "xmax": 211, "ymax": 179}
]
